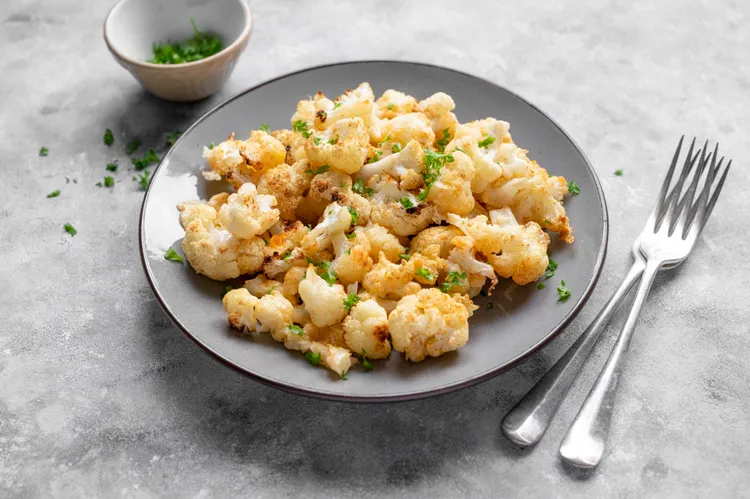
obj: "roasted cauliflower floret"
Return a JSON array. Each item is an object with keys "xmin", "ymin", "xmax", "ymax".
[
  {"xmin": 182, "ymin": 218, "xmax": 265, "ymax": 280},
  {"xmin": 308, "ymin": 171, "xmax": 371, "ymax": 225},
  {"xmin": 388, "ymin": 288, "xmax": 478, "ymax": 362},
  {"xmin": 272, "ymin": 129, "xmax": 307, "ymax": 165},
  {"xmin": 358, "ymin": 140, "xmax": 425, "ymax": 185},
  {"xmin": 301, "ymin": 202, "xmax": 353, "ymax": 255},
  {"xmin": 257, "ymin": 160, "xmax": 311, "ymax": 220},
  {"xmin": 363, "ymin": 252, "xmax": 422, "ymax": 299},
  {"xmin": 379, "ymin": 113, "xmax": 435, "ymax": 148},
  {"xmin": 447, "ymin": 136, "xmax": 503, "ymax": 194},
  {"xmin": 266, "ymin": 220, "xmax": 309, "ymax": 255},
  {"xmin": 298, "ymin": 266, "xmax": 348, "ymax": 327},
  {"xmin": 408, "ymin": 244, "xmax": 447, "ymax": 286},
  {"xmin": 331, "ymin": 232, "xmax": 373, "ymax": 285},
  {"xmin": 376, "ymin": 89, "xmax": 418, "ymax": 119},
  {"xmin": 425, "ymin": 150, "xmax": 475, "ymax": 216},
  {"xmin": 222, "ymin": 288, "xmax": 260, "ymax": 331},
  {"xmin": 282, "ymin": 266, "xmax": 307, "ymax": 302},
  {"xmin": 343, "ymin": 299, "xmax": 391, "ymax": 359},
  {"xmin": 254, "ymin": 292, "xmax": 295, "ymax": 334},
  {"xmin": 243, "ymin": 275, "xmax": 283, "ymax": 297},
  {"xmin": 410, "ymin": 226, "xmax": 463, "ymax": 258},
  {"xmin": 370, "ymin": 195, "xmax": 436, "ymax": 236},
  {"xmin": 177, "ymin": 201, "xmax": 218, "ymax": 230},
  {"xmin": 485, "ymin": 208, "xmax": 551, "ymax": 285},
  {"xmin": 447, "ymin": 236, "xmax": 498, "ymax": 291},
  {"xmin": 305, "ymin": 118, "xmax": 370, "ymax": 174},
  {"xmin": 217, "ymin": 182, "xmax": 280, "ymax": 239},
  {"xmin": 417, "ymin": 92, "xmax": 459, "ymax": 139},
  {"xmin": 361, "ymin": 224, "xmax": 405, "ymax": 263},
  {"xmin": 203, "ymin": 130, "xmax": 286, "ymax": 188}
]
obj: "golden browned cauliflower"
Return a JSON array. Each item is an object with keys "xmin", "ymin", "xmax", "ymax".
[
  {"xmin": 243, "ymin": 275, "xmax": 283, "ymax": 297},
  {"xmin": 203, "ymin": 130, "xmax": 286, "ymax": 188},
  {"xmin": 485, "ymin": 208, "xmax": 551, "ymax": 285},
  {"xmin": 362, "ymin": 252, "xmax": 422, "ymax": 299},
  {"xmin": 298, "ymin": 266, "xmax": 348, "ymax": 327},
  {"xmin": 343, "ymin": 299, "xmax": 391, "ymax": 359},
  {"xmin": 301, "ymin": 202, "xmax": 353, "ymax": 256},
  {"xmin": 424, "ymin": 150, "xmax": 475, "ymax": 216},
  {"xmin": 223, "ymin": 288, "xmax": 259, "ymax": 331},
  {"xmin": 388, "ymin": 288, "xmax": 478, "ymax": 362},
  {"xmin": 379, "ymin": 113, "xmax": 436, "ymax": 149},
  {"xmin": 361, "ymin": 224, "xmax": 406, "ymax": 263},
  {"xmin": 331, "ymin": 232, "xmax": 373, "ymax": 285},
  {"xmin": 409, "ymin": 226, "xmax": 463, "ymax": 258},
  {"xmin": 368, "ymin": 174, "xmax": 437, "ymax": 236},
  {"xmin": 272, "ymin": 129, "xmax": 307, "ymax": 165},
  {"xmin": 257, "ymin": 159, "xmax": 311, "ymax": 220},
  {"xmin": 217, "ymin": 182, "xmax": 280, "ymax": 239},
  {"xmin": 375, "ymin": 89, "xmax": 418, "ymax": 119},
  {"xmin": 308, "ymin": 171, "xmax": 371, "ymax": 225},
  {"xmin": 417, "ymin": 92, "xmax": 459, "ymax": 140},
  {"xmin": 305, "ymin": 118, "xmax": 371, "ymax": 174}
]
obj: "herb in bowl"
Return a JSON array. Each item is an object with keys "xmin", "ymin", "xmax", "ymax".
[{"xmin": 149, "ymin": 18, "xmax": 223, "ymax": 65}]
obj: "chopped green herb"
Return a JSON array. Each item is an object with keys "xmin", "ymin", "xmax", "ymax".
[
  {"xmin": 317, "ymin": 261, "xmax": 337, "ymax": 285},
  {"xmin": 537, "ymin": 282, "xmax": 546, "ymax": 290},
  {"xmin": 454, "ymin": 146, "xmax": 466, "ymax": 154},
  {"xmin": 106, "ymin": 161, "xmax": 118, "ymax": 172},
  {"xmin": 399, "ymin": 197, "xmax": 415, "ymax": 209},
  {"xmin": 282, "ymin": 250, "xmax": 292, "ymax": 261},
  {"xmin": 615, "ymin": 169, "xmax": 623, "ymax": 176},
  {"xmin": 104, "ymin": 128, "xmax": 114, "ymax": 146},
  {"xmin": 103, "ymin": 176, "xmax": 115, "ymax": 188},
  {"xmin": 305, "ymin": 351, "xmax": 321, "ymax": 366},
  {"xmin": 126, "ymin": 139, "xmax": 141, "ymax": 155},
  {"xmin": 288, "ymin": 324, "xmax": 305, "ymax": 336},
  {"xmin": 377, "ymin": 134, "xmax": 391, "ymax": 147},
  {"xmin": 346, "ymin": 232, "xmax": 356, "ymax": 239},
  {"xmin": 166, "ymin": 131, "xmax": 181, "ymax": 146},
  {"xmin": 292, "ymin": 120, "xmax": 312, "ymax": 138},
  {"xmin": 333, "ymin": 102, "xmax": 343, "ymax": 110},
  {"xmin": 368, "ymin": 150, "xmax": 382, "ymax": 163},
  {"xmin": 221, "ymin": 285, "xmax": 233, "ymax": 298},
  {"xmin": 361, "ymin": 350, "xmax": 373, "ymax": 371},
  {"xmin": 487, "ymin": 303, "xmax": 494, "ymax": 309},
  {"xmin": 259, "ymin": 123, "xmax": 271, "ymax": 133},
  {"xmin": 305, "ymin": 165, "xmax": 330, "ymax": 175},
  {"xmin": 545, "ymin": 258, "xmax": 558, "ymax": 279},
  {"xmin": 477, "ymin": 135, "xmax": 496, "ymax": 148},
  {"xmin": 347, "ymin": 207, "xmax": 359, "ymax": 224},
  {"xmin": 39, "ymin": 146, "xmax": 49, "ymax": 156},
  {"xmin": 543, "ymin": 219, "xmax": 551, "ymax": 225},
  {"xmin": 387, "ymin": 103, "xmax": 394, "ymax": 111},
  {"xmin": 415, "ymin": 267, "xmax": 434, "ymax": 281},
  {"xmin": 557, "ymin": 280, "xmax": 571, "ymax": 301},
  {"xmin": 131, "ymin": 149, "xmax": 159, "ymax": 170},
  {"xmin": 391, "ymin": 143, "xmax": 402, "ymax": 153},
  {"xmin": 352, "ymin": 178, "xmax": 374, "ymax": 197},
  {"xmin": 149, "ymin": 17, "xmax": 223, "ymax": 64},
  {"xmin": 313, "ymin": 136, "xmax": 322, "ymax": 145},
  {"xmin": 63, "ymin": 223, "xmax": 77, "ymax": 236},
  {"xmin": 436, "ymin": 128, "xmax": 451, "ymax": 152},
  {"xmin": 343, "ymin": 293, "xmax": 361, "ymax": 311},
  {"xmin": 208, "ymin": 142, "xmax": 215, "ymax": 150},
  {"xmin": 399, "ymin": 251, "xmax": 410, "ymax": 261},
  {"xmin": 133, "ymin": 169, "xmax": 151, "ymax": 191},
  {"xmin": 164, "ymin": 247, "xmax": 184, "ymax": 263},
  {"xmin": 327, "ymin": 137, "xmax": 336, "ymax": 145},
  {"xmin": 95, "ymin": 182, "xmax": 103, "ymax": 187},
  {"xmin": 440, "ymin": 271, "xmax": 467, "ymax": 293},
  {"xmin": 417, "ymin": 149, "xmax": 454, "ymax": 201},
  {"xmin": 568, "ymin": 180, "xmax": 580, "ymax": 195},
  {"xmin": 46, "ymin": 190, "xmax": 61, "ymax": 198}
]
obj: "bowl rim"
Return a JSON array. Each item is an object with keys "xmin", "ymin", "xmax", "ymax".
[
  {"xmin": 138, "ymin": 60, "xmax": 609, "ymax": 403},
  {"xmin": 103, "ymin": 0, "xmax": 253, "ymax": 69}
]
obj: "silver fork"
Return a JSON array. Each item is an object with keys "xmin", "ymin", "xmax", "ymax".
[
  {"xmin": 558, "ymin": 140, "xmax": 730, "ymax": 468},
  {"xmin": 501, "ymin": 138, "xmax": 729, "ymax": 450}
]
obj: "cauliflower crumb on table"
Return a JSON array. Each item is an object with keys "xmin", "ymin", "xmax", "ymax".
[{"xmin": 178, "ymin": 82, "xmax": 574, "ymax": 379}]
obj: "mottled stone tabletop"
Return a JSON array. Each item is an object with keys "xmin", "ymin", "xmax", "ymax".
[{"xmin": 2, "ymin": 0, "xmax": 749, "ymax": 497}]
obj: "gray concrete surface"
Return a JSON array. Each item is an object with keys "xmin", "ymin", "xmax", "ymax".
[{"xmin": 1, "ymin": 0, "xmax": 749, "ymax": 497}]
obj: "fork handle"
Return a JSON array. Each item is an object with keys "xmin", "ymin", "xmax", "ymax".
[
  {"xmin": 559, "ymin": 259, "xmax": 662, "ymax": 468},
  {"xmin": 501, "ymin": 258, "xmax": 646, "ymax": 447}
]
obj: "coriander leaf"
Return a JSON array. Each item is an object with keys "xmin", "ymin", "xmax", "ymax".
[
  {"xmin": 305, "ymin": 351, "xmax": 321, "ymax": 366},
  {"xmin": 317, "ymin": 261, "xmax": 337, "ymax": 285},
  {"xmin": 292, "ymin": 120, "xmax": 312, "ymax": 138},
  {"xmin": 436, "ymin": 128, "xmax": 451, "ymax": 152},
  {"xmin": 377, "ymin": 134, "xmax": 391, "ymax": 147},
  {"xmin": 543, "ymin": 219, "xmax": 551, "ymax": 225},
  {"xmin": 391, "ymin": 143, "xmax": 402, "ymax": 153},
  {"xmin": 313, "ymin": 136, "xmax": 322, "ymax": 145},
  {"xmin": 46, "ymin": 190, "xmax": 61, "ymax": 198},
  {"xmin": 133, "ymin": 169, "xmax": 151, "ymax": 191},
  {"xmin": 346, "ymin": 232, "xmax": 356, "ymax": 239},
  {"xmin": 352, "ymin": 178, "xmax": 374, "ymax": 197},
  {"xmin": 282, "ymin": 250, "xmax": 292, "ymax": 261},
  {"xmin": 164, "ymin": 247, "xmax": 184, "ymax": 263},
  {"xmin": 454, "ymin": 146, "xmax": 466, "ymax": 154},
  {"xmin": 557, "ymin": 280, "xmax": 571, "ymax": 301},
  {"xmin": 333, "ymin": 102, "xmax": 342, "ymax": 110},
  {"xmin": 545, "ymin": 258, "xmax": 558, "ymax": 279},
  {"xmin": 477, "ymin": 135, "xmax": 496, "ymax": 148},
  {"xmin": 259, "ymin": 123, "xmax": 271, "ymax": 133},
  {"xmin": 568, "ymin": 180, "xmax": 580, "ymax": 195},
  {"xmin": 327, "ymin": 137, "xmax": 336, "ymax": 145},
  {"xmin": 106, "ymin": 161, "xmax": 118, "ymax": 172},
  {"xmin": 39, "ymin": 146, "xmax": 49, "ymax": 156},
  {"xmin": 149, "ymin": 18, "xmax": 223, "ymax": 64},
  {"xmin": 387, "ymin": 103, "xmax": 394, "ymax": 111},
  {"xmin": 537, "ymin": 282, "xmax": 546, "ymax": 290},
  {"xmin": 343, "ymin": 293, "xmax": 361, "ymax": 311},
  {"xmin": 361, "ymin": 349, "xmax": 373, "ymax": 371},
  {"xmin": 221, "ymin": 285, "xmax": 233, "ymax": 298},
  {"xmin": 367, "ymin": 150, "xmax": 382, "ymax": 163},
  {"xmin": 131, "ymin": 149, "xmax": 159, "ymax": 170},
  {"xmin": 615, "ymin": 169, "xmax": 623, "ymax": 176},
  {"xmin": 347, "ymin": 206, "xmax": 359, "ymax": 225},
  {"xmin": 487, "ymin": 303, "xmax": 494, "ymax": 309},
  {"xmin": 415, "ymin": 267, "xmax": 434, "ymax": 281},
  {"xmin": 104, "ymin": 128, "xmax": 114, "ymax": 146},
  {"xmin": 399, "ymin": 197, "xmax": 414, "ymax": 209},
  {"xmin": 305, "ymin": 165, "xmax": 330, "ymax": 175},
  {"xmin": 399, "ymin": 251, "xmax": 410, "ymax": 261},
  {"xmin": 208, "ymin": 142, "xmax": 215, "ymax": 150},
  {"xmin": 340, "ymin": 371, "xmax": 348, "ymax": 380},
  {"xmin": 418, "ymin": 149, "xmax": 454, "ymax": 201},
  {"xmin": 103, "ymin": 176, "xmax": 115, "ymax": 188},
  {"xmin": 288, "ymin": 324, "xmax": 305, "ymax": 336},
  {"xmin": 166, "ymin": 130, "xmax": 181, "ymax": 146},
  {"xmin": 126, "ymin": 138, "xmax": 141, "ymax": 155},
  {"xmin": 439, "ymin": 271, "xmax": 467, "ymax": 293},
  {"xmin": 63, "ymin": 223, "xmax": 77, "ymax": 236}
]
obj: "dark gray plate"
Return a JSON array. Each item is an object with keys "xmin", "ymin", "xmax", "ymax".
[{"xmin": 140, "ymin": 61, "xmax": 608, "ymax": 402}]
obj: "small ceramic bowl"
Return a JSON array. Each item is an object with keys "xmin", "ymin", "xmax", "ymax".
[{"xmin": 104, "ymin": 0, "xmax": 252, "ymax": 102}]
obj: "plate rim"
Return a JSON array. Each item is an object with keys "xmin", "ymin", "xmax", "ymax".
[{"xmin": 139, "ymin": 60, "xmax": 609, "ymax": 403}]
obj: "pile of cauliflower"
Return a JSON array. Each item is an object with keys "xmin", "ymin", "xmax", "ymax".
[{"xmin": 177, "ymin": 83, "xmax": 574, "ymax": 379}]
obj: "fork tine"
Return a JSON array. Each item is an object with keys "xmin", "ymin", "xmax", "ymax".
[
  {"xmin": 687, "ymin": 159, "xmax": 731, "ymax": 240},
  {"xmin": 688, "ymin": 145, "xmax": 722, "ymax": 231},
  {"xmin": 672, "ymin": 145, "xmax": 712, "ymax": 235},
  {"xmin": 646, "ymin": 136, "xmax": 687, "ymax": 230},
  {"xmin": 657, "ymin": 141, "xmax": 701, "ymax": 231}
]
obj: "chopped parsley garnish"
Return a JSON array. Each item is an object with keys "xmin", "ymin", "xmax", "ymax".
[
  {"xmin": 368, "ymin": 150, "xmax": 382, "ymax": 163},
  {"xmin": 104, "ymin": 128, "xmax": 114, "ymax": 146},
  {"xmin": 95, "ymin": 182, "xmax": 102, "ymax": 187},
  {"xmin": 361, "ymin": 350, "xmax": 373, "ymax": 371},
  {"xmin": 266, "ymin": 287, "xmax": 276, "ymax": 295},
  {"xmin": 477, "ymin": 135, "xmax": 496, "ymax": 148},
  {"xmin": 568, "ymin": 180, "xmax": 580, "ymax": 195},
  {"xmin": 391, "ymin": 143, "xmax": 402, "ymax": 153},
  {"xmin": 487, "ymin": 303, "xmax": 494, "ymax": 309},
  {"xmin": 417, "ymin": 149, "xmax": 454, "ymax": 201},
  {"xmin": 347, "ymin": 206, "xmax": 359, "ymax": 224},
  {"xmin": 149, "ymin": 17, "xmax": 223, "ymax": 64},
  {"xmin": 557, "ymin": 280, "xmax": 571, "ymax": 301},
  {"xmin": 387, "ymin": 103, "xmax": 394, "ymax": 111},
  {"xmin": 313, "ymin": 136, "xmax": 322, "ymax": 145},
  {"xmin": 133, "ymin": 169, "xmax": 151, "ymax": 191},
  {"xmin": 440, "ymin": 271, "xmax": 467, "ymax": 293},
  {"xmin": 399, "ymin": 197, "xmax": 414, "ymax": 209},
  {"xmin": 164, "ymin": 247, "xmax": 184, "ymax": 263},
  {"xmin": 436, "ymin": 128, "xmax": 451, "ymax": 152},
  {"xmin": 103, "ymin": 176, "xmax": 115, "ymax": 188},
  {"xmin": 126, "ymin": 139, "xmax": 141, "ymax": 155},
  {"xmin": 343, "ymin": 293, "xmax": 361, "ymax": 311},
  {"xmin": 317, "ymin": 261, "xmax": 337, "ymax": 285},
  {"xmin": 545, "ymin": 258, "xmax": 558, "ymax": 279},
  {"xmin": 454, "ymin": 146, "xmax": 466, "ymax": 154},
  {"xmin": 399, "ymin": 251, "xmax": 410, "ymax": 261},
  {"xmin": 46, "ymin": 190, "xmax": 61, "ymax": 198},
  {"xmin": 132, "ymin": 149, "xmax": 159, "ymax": 170},
  {"xmin": 352, "ymin": 178, "xmax": 374, "ymax": 197},
  {"xmin": 208, "ymin": 142, "xmax": 215, "ymax": 150},
  {"xmin": 63, "ymin": 223, "xmax": 77, "ymax": 236},
  {"xmin": 377, "ymin": 134, "xmax": 391, "ymax": 147},
  {"xmin": 333, "ymin": 102, "xmax": 342, "ymax": 110},
  {"xmin": 288, "ymin": 324, "xmax": 305, "ymax": 336},
  {"xmin": 259, "ymin": 123, "xmax": 271, "ymax": 133},
  {"xmin": 221, "ymin": 285, "xmax": 233, "ymax": 298},
  {"xmin": 39, "ymin": 146, "xmax": 49, "ymax": 156},
  {"xmin": 543, "ymin": 219, "xmax": 551, "ymax": 225},
  {"xmin": 415, "ymin": 267, "xmax": 434, "ymax": 281},
  {"xmin": 166, "ymin": 131, "xmax": 181, "ymax": 146},
  {"xmin": 537, "ymin": 282, "xmax": 546, "ymax": 290},
  {"xmin": 106, "ymin": 161, "xmax": 118, "ymax": 172},
  {"xmin": 304, "ymin": 165, "xmax": 330, "ymax": 175},
  {"xmin": 615, "ymin": 169, "xmax": 623, "ymax": 176},
  {"xmin": 282, "ymin": 250, "xmax": 292, "ymax": 261},
  {"xmin": 340, "ymin": 371, "xmax": 348, "ymax": 380},
  {"xmin": 292, "ymin": 120, "xmax": 312, "ymax": 138},
  {"xmin": 305, "ymin": 351, "xmax": 321, "ymax": 366},
  {"xmin": 327, "ymin": 137, "xmax": 336, "ymax": 145},
  {"xmin": 346, "ymin": 232, "xmax": 356, "ymax": 239}
]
